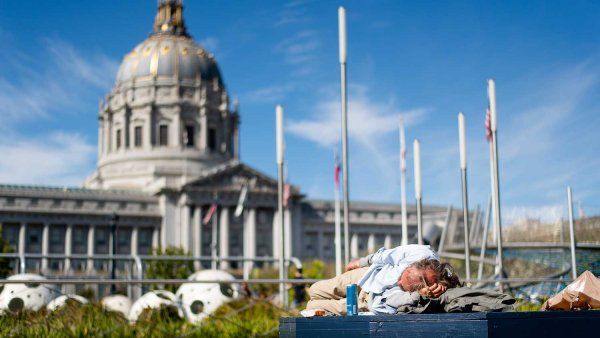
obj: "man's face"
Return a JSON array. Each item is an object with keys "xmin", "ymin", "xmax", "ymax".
[{"xmin": 398, "ymin": 267, "xmax": 437, "ymax": 291}]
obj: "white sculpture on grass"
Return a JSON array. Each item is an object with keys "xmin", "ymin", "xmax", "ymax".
[
  {"xmin": 46, "ymin": 294, "xmax": 89, "ymax": 311},
  {"xmin": 101, "ymin": 294, "xmax": 132, "ymax": 318},
  {"xmin": 0, "ymin": 274, "xmax": 60, "ymax": 313},
  {"xmin": 175, "ymin": 270, "xmax": 240, "ymax": 324},
  {"xmin": 128, "ymin": 290, "xmax": 183, "ymax": 322}
]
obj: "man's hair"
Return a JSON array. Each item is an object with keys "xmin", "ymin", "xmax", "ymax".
[{"xmin": 410, "ymin": 259, "xmax": 463, "ymax": 290}]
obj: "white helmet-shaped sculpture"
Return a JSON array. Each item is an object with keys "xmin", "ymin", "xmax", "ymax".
[
  {"xmin": 101, "ymin": 294, "xmax": 132, "ymax": 318},
  {"xmin": 128, "ymin": 290, "xmax": 183, "ymax": 322},
  {"xmin": 0, "ymin": 274, "xmax": 60, "ymax": 313},
  {"xmin": 46, "ymin": 294, "xmax": 89, "ymax": 311},
  {"xmin": 176, "ymin": 270, "xmax": 240, "ymax": 324}
]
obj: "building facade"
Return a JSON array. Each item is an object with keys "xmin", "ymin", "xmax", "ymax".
[{"xmin": 0, "ymin": 1, "xmax": 454, "ymax": 276}]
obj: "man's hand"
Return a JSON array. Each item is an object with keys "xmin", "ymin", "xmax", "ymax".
[
  {"xmin": 345, "ymin": 258, "xmax": 361, "ymax": 272},
  {"xmin": 418, "ymin": 283, "xmax": 447, "ymax": 298}
]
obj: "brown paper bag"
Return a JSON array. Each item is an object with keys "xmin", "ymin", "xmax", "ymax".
[{"xmin": 542, "ymin": 271, "xmax": 600, "ymax": 310}]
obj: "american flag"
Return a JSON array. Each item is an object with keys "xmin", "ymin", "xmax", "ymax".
[
  {"xmin": 400, "ymin": 144, "xmax": 406, "ymax": 173},
  {"xmin": 283, "ymin": 183, "xmax": 291, "ymax": 208},
  {"xmin": 202, "ymin": 203, "xmax": 217, "ymax": 225},
  {"xmin": 485, "ymin": 108, "xmax": 493, "ymax": 143},
  {"xmin": 334, "ymin": 154, "xmax": 341, "ymax": 190}
]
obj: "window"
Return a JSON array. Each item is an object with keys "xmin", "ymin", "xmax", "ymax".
[
  {"xmin": 208, "ymin": 128, "xmax": 217, "ymax": 151},
  {"xmin": 158, "ymin": 125, "xmax": 168, "ymax": 146},
  {"xmin": 184, "ymin": 125, "xmax": 195, "ymax": 147},
  {"xmin": 134, "ymin": 126, "xmax": 143, "ymax": 147},
  {"xmin": 116, "ymin": 129, "xmax": 122, "ymax": 149}
]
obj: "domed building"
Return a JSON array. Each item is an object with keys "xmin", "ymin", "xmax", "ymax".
[
  {"xmin": 85, "ymin": 0, "xmax": 239, "ymax": 190},
  {"xmin": 0, "ymin": 0, "xmax": 454, "ymax": 298}
]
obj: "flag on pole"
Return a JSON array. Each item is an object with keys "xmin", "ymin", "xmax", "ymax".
[
  {"xmin": 234, "ymin": 184, "xmax": 248, "ymax": 217},
  {"xmin": 334, "ymin": 153, "xmax": 341, "ymax": 190},
  {"xmin": 283, "ymin": 183, "xmax": 291, "ymax": 208},
  {"xmin": 202, "ymin": 203, "xmax": 217, "ymax": 225},
  {"xmin": 485, "ymin": 108, "xmax": 493, "ymax": 143}
]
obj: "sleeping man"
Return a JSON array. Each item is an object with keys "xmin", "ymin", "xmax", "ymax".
[{"xmin": 306, "ymin": 244, "xmax": 461, "ymax": 315}]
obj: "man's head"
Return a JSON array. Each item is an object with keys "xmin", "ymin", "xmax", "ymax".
[{"xmin": 398, "ymin": 259, "xmax": 462, "ymax": 292}]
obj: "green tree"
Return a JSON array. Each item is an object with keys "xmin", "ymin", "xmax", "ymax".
[
  {"xmin": 144, "ymin": 246, "xmax": 195, "ymax": 292},
  {"xmin": 0, "ymin": 225, "xmax": 14, "ymax": 278}
]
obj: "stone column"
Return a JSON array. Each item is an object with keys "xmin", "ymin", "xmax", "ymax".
[
  {"xmin": 98, "ymin": 119, "xmax": 104, "ymax": 157},
  {"xmin": 350, "ymin": 233, "xmax": 359, "ymax": 259},
  {"xmin": 192, "ymin": 206, "xmax": 202, "ymax": 270},
  {"xmin": 367, "ymin": 234, "xmax": 375, "ymax": 254},
  {"xmin": 200, "ymin": 109, "xmax": 208, "ymax": 151},
  {"xmin": 87, "ymin": 226, "xmax": 95, "ymax": 273},
  {"xmin": 243, "ymin": 209, "xmax": 256, "ymax": 279},
  {"xmin": 18, "ymin": 222, "xmax": 26, "ymax": 256},
  {"xmin": 41, "ymin": 223, "xmax": 49, "ymax": 271},
  {"xmin": 180, "ymin": 203, "xmax": 190, "ymax": 252},
  {"xmin": 64, "ymin": 225, "xmax": 73, "ymax": 273},
  {"xmin": 384, "ymin": 234, "xmax": 392, "ymax": 249},
  {"xmin": 152, "ymin": 226, "xmax": 159, "ymax": 250},
  {"xmin": 173, "ymin": 109, "xmax": 182, "ymax": 147},
  {"xmin": 219, "ymin": 207, "xmax": 229, "ymax": 269},
  {"xmin": 131, "ymin": 227, "xmax": 138, "ymax": 256}
]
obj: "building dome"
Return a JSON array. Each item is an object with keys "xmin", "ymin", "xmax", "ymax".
[
  {"xmin": 115, "ymin": 35, "xmax": 223, "ymax": 87},
  {"xmin": 84, "ymin": 0, "xmax": 240, "ymax": 191}
]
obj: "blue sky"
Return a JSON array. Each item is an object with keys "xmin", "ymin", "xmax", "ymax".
[{"xmin": 0, "ymin": 1, "xmax": 598, "ymax": 221}]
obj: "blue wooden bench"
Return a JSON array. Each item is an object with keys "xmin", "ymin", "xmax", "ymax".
[{"xmin": 279, "ymin": 311, "xmax": 600, "ymax": 337}]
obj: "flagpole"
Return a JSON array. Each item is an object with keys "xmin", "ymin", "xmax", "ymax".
[
  {"xmin": 458, "ymin": 112, "xmax": 471, "ymax": 281},
  {"xmin": 399, "ymin": 118, "xmax": 408, "ymax": 246},
  {"xmin": 276, "ymin": 104, "xmax": 287, "ymax": 307},
  {"xmin": 413, "ymin": 139, "xmax": 423, "ymax": 245},
  {"xmin": 338, "ymin": 6, "xmax": 351, "ymax": 264},
  {"xmin": 488, "ymin": 79, "xmax": 505, "ymax": 292},
  {"xmin": 334, "ymin": 151, "xmax": 343, "ymax": 276}
]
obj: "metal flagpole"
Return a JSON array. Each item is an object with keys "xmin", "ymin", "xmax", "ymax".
[
  {"xmin": 334, "ymin": 150, "xmax": 343, "ymax": 276},
  {"xmin": 488, "ymin": 79, "xmax": 505, "ymax": 292},
  {"xmin": 399, "ymin": 118, "xmax": 408, "ymax": 246},
  {"xmin": 276, "ymin": 104, "xmax": 287, "ymax": 307},
  {"xmin": 413, "ymin": 139, "xmax": 423, "ymax": 245},
  {"xmin": 477, "ymin": 195, "xmax": 492, "ymax": 282},
  {"xmin": 338, "ymin": 6, "xmax": 351, "ymax": 264},
  {"xmin": 567, "ymin": 186, "xmax": 578, "ymax": 280},
  {"xmin": 458, "ymin": 113, "xmax": 471, "ymax": 281}
]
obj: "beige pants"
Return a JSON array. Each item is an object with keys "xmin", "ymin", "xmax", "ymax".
[{"xmin": 306, "ymin": 267, "xmax": 370, "ymax": 315}]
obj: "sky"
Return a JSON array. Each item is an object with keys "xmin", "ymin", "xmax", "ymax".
[{"xmin": 0, "ymin": 0, "xmax": 598, "ymax": 222}]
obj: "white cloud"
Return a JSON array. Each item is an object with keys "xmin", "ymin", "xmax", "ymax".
[
  {"xmin": 275, "ymin": 30, "xmax": 320, "ymax": 75},
  {"xmin": 275, "ymin": 1, "xmax": 311, "ymax": 27},
  {"xmin": 288, "ymin": 84, "xmax": 428, "ymax": 201},
  {"xmin": 241, "ymin": 84, "xmax": 295, "ymax": 103},
  {"xmin": 0, "ymin": 37, "xmax": 118, "ymax": 126},
  {"xmin": 0, "ymin": 132, "xmax": 96, "ymax": 186},
  {"xmin": 0, "ymin": 37, "xmax": 117, "ymax": 185},
  {"xmin": 288, "ymin": 84, "xmax": 427, "ymax": 148}
]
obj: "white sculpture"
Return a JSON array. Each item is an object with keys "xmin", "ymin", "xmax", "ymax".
[
  {"xmin": 0, "ymin": 274, "xmax": 60, "ymax": 313},
  {"xmin": 46, "ymin": 294, "xmax": 89, "ymax": 311},
  {"xmin": 128, "ymin": 290, "xmax": 183, "ymax": 322},
  {"xmin": 175, "ymin": 270, "xmax": 240, "ymax": 324},
  {"xmin": 101, "ymin": 294, "xmax": 132, "ymax": 318}
]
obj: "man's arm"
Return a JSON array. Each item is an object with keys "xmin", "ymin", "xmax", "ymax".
[{"xmin": 345, "ymin": 253, "xmax": 375, "ymax": 271}]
